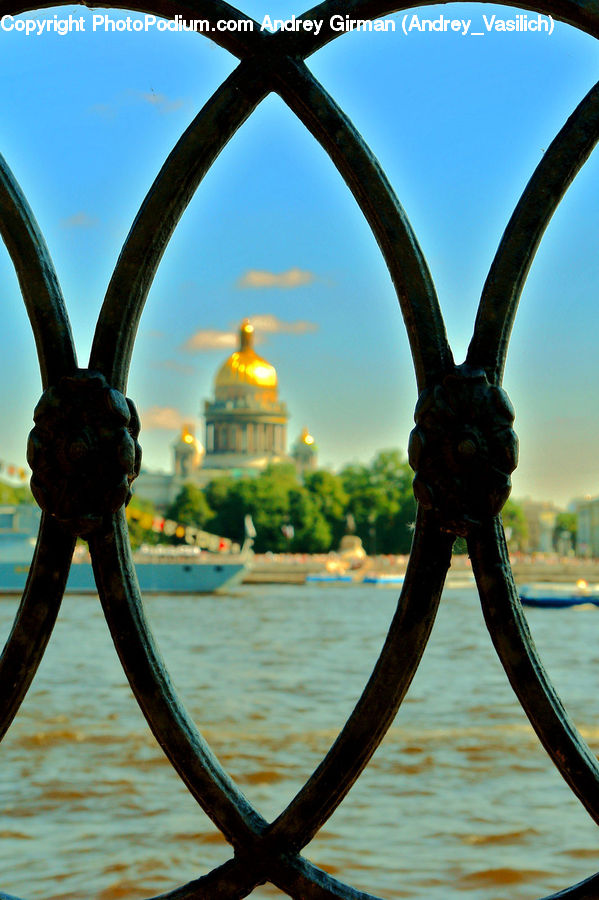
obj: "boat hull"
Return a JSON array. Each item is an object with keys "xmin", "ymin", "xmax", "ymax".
[
  {"xmin": 0, "ymin": 559, "xmax": 247, "ymax": 595},
  {"xmin": 519, "ymin": 584, "xmax": 599, "ymax": 609},
  {"xmin": 362, "ymin": 575, "xmax": 405, "ymax": 586},
  {"xmin": 305, "ymin": 573, "xmax": 354, "ymax": 583}
]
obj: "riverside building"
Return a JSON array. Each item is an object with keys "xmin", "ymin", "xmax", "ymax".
[{"xmin": 134, "ymin": 319, "xmax": 316, "ymax": 508}]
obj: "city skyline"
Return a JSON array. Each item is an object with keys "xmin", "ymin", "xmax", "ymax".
[{"xmin": 0, "ymin": 3, "xmax": 597, "ymax": 507}]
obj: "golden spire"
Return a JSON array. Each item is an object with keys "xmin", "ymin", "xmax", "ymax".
[
  {"xmin": 182, "ymin": 424, "xmax": 196, "ymax": 445},
  {"xmin": 215, "ymin": 319, "xmax": 277, "ymax": 390},
  {"xmin": 240, "ymin": 318, "xmax": 254, "ymax": 351}
]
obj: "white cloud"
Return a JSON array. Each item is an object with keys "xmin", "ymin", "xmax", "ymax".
[
  {"xmin": 141, "ymin": 406, "xmax": 186, "ymax": 430},
  {"xmin": 182, "ymin": 329, "xmax": 238, "ymax": 352},
  {"xmin": 251, "ymin": 314, "xmax": 318, "ymax": 335},
  {"xmin": 140, "ymin": 91, "xmax": 184, "ymax": 113},
  {"xmin": 237, "ymin": 267, "xmax": 315, "ymax": 289},
  {"xmin": 61, "ymin": 211, "xmax": 98, "ymax": 228},
  {"xmin": 182, "ymin": 316, "xmax": 318, "ymax": 353},
  {"xmin": 89, "ymin": 90, "xmax": 184, "ymax": 120},
  {"xmin": 152, "ymin": 359, "xmax": 196, "ymax": 376}
]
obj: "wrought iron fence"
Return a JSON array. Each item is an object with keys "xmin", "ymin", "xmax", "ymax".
[{"xmin": 0, "ymin": 0, "xmax": 599, "ymax": 897}]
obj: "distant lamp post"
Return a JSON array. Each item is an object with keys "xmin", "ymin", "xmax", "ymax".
[
  {"xmin": 368, "ymin": 511, "xmax": 376, "ymax": 557},
  {"xmin": 281, "ymin": 522, "xmax": 294, "ymax": 548},
  {"xmin": 558, "ymin": 529, "xmax": 572, "ymax": 557}
]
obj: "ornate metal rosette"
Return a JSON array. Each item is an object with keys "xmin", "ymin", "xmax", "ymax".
[{"xmin": 0, "ymin": 1, "xmax": 598, "ymax": 898}]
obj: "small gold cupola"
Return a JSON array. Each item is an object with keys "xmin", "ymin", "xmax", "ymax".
[{"xmin": 173, "ymin": 423, "xmax": 204, "ymax": 477}]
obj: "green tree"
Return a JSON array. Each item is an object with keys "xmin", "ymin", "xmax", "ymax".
[
  {"xmin": 204, "ymin": 475, "xmax": 248, "ymax": 541},
  {"xmin": 553, "ymin": 511, "xmax": 577, "ymax": 553},
  {"xmin": 249, "ymin": 465, "xmax": 297, "ymax": 553},
  {"xmin": 340, "ymin": 450, "xmax": 416, "ymax": 554},
  {"xmin": 0, "ymin": 480, "xmax": 33, "ymax": 505},
  {"xmin": 205, "ymin": 468, "xmax": 293, "ymax": 552},
  {"xmin": 452, "ymin": 496, "xmax": 529, "ymax": 555},
  {"xmin": 372, "ymin": 449, "xmax": 416, "ymax": 554},
  {"xmin": 502, "ymin": 498, "xmax": 528, "ymax": 550},
  {"xmin": 288, "ymin": 486, "xmax": 331, "ymax": 553},
  {"xmin": 205, "ymin": 464, "xmax": 335, "ymax": 553},
  {"xmin": 339, "ymin": 462, "xmax": 379, "ymax": 550},
  {"xmin": 303, "ymin": 470, "xmax": 348, "ymax": 547},
  {"xmin": 127, "ymin": 493, "xmax": 159, "ymax": 550},
  {"xmin": 453, "ymin": 497, "xmax": 528, "ymax": 556},
  {"xmin": 166, "ymin": 483, "xmax": 213, "ymax": 529},
  {"xmin": 202, "ymin": 452, "xmax": 419, "ymax": 555}
]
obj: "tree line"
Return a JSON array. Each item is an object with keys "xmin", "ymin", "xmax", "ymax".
[
  {"xmin": 133, "ymin": 449, "xmax": 528, "ymax": 555},
  {"xmin": 0, "ymin": 451, "xmax": 529, "ymax": 555}
]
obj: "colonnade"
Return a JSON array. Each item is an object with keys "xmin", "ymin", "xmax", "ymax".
[{"xmin": 206, "ymin": 421, "xmax": 286, "ymax": 455}]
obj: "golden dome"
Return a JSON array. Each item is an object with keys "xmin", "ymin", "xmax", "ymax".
[
  {"xmin": 173, "ymin": 424, "xmax": 204, "ymax": 476},
  {"xmin": 300, "ymin": 427, "xmax": 315, "ymax": 446},
  {"xmin": 175, "ymin": 424, "xmax": 204, "ymax": 456},
  {"xmin": 215, "ymin": 319, "xmax": 277, "ymax": 389},
  {"xmin": 179, "ymin": 424, "xmax": 200, "ymax": 449}
]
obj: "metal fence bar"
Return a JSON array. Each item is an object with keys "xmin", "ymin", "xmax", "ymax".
[
  {"xmin": 468, "ymin": 79, "xmax": 599, "ymax": 385},
  {"xmin": 0, "ymin": 0, "xmax": 598, "ymax": 896},
  {"xmin": 471, "ymin": 519, "xmax": 599, "ymax": 823}
]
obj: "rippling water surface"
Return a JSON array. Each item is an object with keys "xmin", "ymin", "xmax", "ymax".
[{"xmin": 2, "ymin": 583, "xmax": 599, "ymax": 899}]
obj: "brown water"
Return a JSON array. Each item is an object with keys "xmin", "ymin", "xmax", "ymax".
[{"xmin": 2, "ymin": 584, "xmax": 599, "ymax": 899}]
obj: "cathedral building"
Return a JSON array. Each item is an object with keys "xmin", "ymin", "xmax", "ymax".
[
  {"xmin": 134, "ymin": 319, "xmax": 316, "ymax": 509},
  {"xmin": 203, "ymin": 319, "xmax": 289, "ymax": 472}
]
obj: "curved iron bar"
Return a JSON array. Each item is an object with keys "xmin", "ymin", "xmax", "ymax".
[
  {"xmin": 0, "ymin": 153, "xmax": 77, "ymax": 748},
  {"xmin": 152, "ymin": 843, "xmax": 403, "ymax": 900},
  {"xmin": 83, "ymin": 19, "xmax": 451, "ymax": 898},
  {"xmin": 468, "ymin": 78, "xmax": 599, "ymax": 384},
  {"xmin": 541, "ymin": 871, "xmax": 599, "ymax": 899},
  {"xmin": 89, "ymin": 48, "xmax": 451, "ymax": 393},
  {"xmin": 89, "ymin": 59, "xmax": 268, "ymax": 392},
  {"xmin": 0, "ymin": 153, "xmax": 76, "ymax": 387},
  {"xmin": 2, "ymin": 853, "xmax": 262, "ymax": 900},
  {"xmin": 271, "ymin": 56, "xmax": 452, "ymax": 391},
  {"xmin": 66, "ymin": 6, "xmax": 599, "ymax": 898},
  {"xmin": 0, "ymin": 514, "xmax": 75, "ymax": 742},
  {"xmin": 149, "ymin": 859, "xmax": 260, "ymax": 900},
  {"xmin": 469, "ymin": 517, "xmax": 599, "ymax": 824},
  {"xmin": 267, "ymin": 508, "xmax": 453, "ymax": 850},
  {"xmin": 271, "ymin": 855, "xmax": 383, "ymax": 900},
  {"xmin": 84, "ymin": 12, "xmax": 453, "ymax": 896},
  {"xmin": 0, "ymin": 1, "xmax": 597, "ymax": 898},
  {"xmin": 91, "ymin": 512, "xmax": 450, "ymax": 897},
  {"xmin": 91, "ymin": 502, "xmax": 451, "ymax": 896},
  {"xmin": 89, "ymin": 509, "xmax": 268, "ymax": 849}
]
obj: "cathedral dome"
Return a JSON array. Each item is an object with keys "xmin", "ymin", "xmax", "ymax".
[
  {"xmin": 215, "ymin": 320, "xmax": 277, "ymax": 394},
  {"xmin": 173, "ymin": 424, "xmax": 204, "ymax": 477},
  {"xmin": 214, "ymin": 319, "xmax": 277, "ymax": 405},
  {"xmin": 176, "ymin": 424, "xmax": 204, "ymax": 456},
  {"xmin": 205, "ymin": 319, "xmax": 288, "ymax": 468}
]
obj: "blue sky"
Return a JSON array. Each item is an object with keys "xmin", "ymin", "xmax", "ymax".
[{"xmin": 0, "ymin": 2, "xmax": 597, "ymax": 506}]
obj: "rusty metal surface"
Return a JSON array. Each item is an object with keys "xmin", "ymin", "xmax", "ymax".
[{"xmin": 0, "ymin": 0, "xmax": 598, "ymax": 897}]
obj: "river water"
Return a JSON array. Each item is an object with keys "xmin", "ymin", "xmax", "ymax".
[{"xmin": 2, "ymin": 583, "xmax": 599, "ymax": 899}]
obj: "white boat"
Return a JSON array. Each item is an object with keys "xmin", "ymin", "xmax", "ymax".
[{"xmin": 0, "ymin": 505, "xmax": 251, "ymax": 595}]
